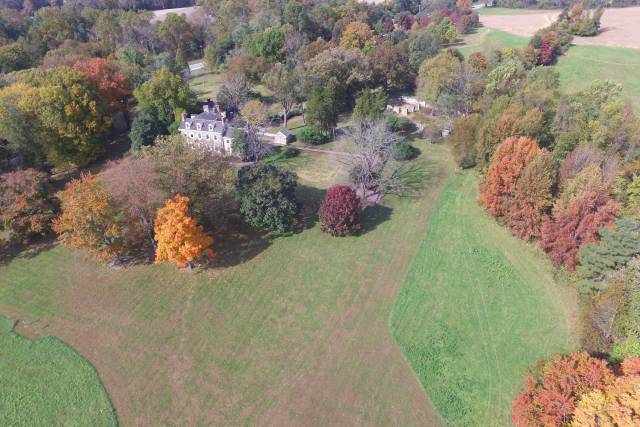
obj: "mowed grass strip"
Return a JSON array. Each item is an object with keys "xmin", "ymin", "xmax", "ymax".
[
  {"xmin": 390, "ymin": 171, "xmax": 578, "ymax": 427},
  {"xmin": 0, "ymin": 315, "xmax": 117, "ymax": 427},
  {"xmin": 0, "ymin": 142, "xmax": 452, "ymax": 426}
]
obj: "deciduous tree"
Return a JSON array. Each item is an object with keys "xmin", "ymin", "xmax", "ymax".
[
  {"xmin": 479, "ymin": 136, "xmax": 540, "ymax": 218},
  {"xmin": 53, "ymin": 173, "xmax": 125, "ymax": 261},
  {"xmin": 74, "ymin": 57, "xmax": 130, "ymax": 113},
  {"xmin": 154, "ymin": 194, "xmax": 214, "ymax": 268},
  {"xmin": 512, "ymin": 352, "xmax": 614, "ymax": 427},
  {"xmin": 541, "ymin": 190, "xmax": 619, "ymax": 270},
  {"xmin": 319, "ymin": 185, "xmax": 361, "ymax": 236},
  {"xmin": 0, "ymin": 168, "xmax": 56, "ymax": 242}
]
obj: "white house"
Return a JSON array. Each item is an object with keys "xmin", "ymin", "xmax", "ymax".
[{"xmin": 177, "ymin": 100, "xmax": 237, "ymax": 155}]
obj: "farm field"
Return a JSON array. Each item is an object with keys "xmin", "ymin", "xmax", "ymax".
[
  {"xmin": 391, "ymin": 171, "xmax": 579, "ymax": 427},
  {"xmin": 0, "ymin": 141, "xmax": 452, "ymax": 426},
  {"xmin": 479, "ymin": 6, "xmax": 640, "ymax": 49},
  {"xmin": 0, "ymin": 316, "xmax": 116, "ymax": 426}
]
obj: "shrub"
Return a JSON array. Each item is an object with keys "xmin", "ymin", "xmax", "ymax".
[
  {"xmin": 297, "ymin": 126, "xmax": 327, "ymax": 145},
  {"xmin": 319, "ymin": 185, "xmax": 361, "ymax": 236},
  {"xmin": 284, "ymin": 147, "xmax": 300, "ymax": 158},
  {"xmin": 392, "ymin": 141, "xmax": 418, "ymax": 161}
]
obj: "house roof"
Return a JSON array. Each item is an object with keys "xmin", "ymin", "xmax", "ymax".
[{"xmin": 277, "ymin": 128, "xmax": 291, "ymax": 136}]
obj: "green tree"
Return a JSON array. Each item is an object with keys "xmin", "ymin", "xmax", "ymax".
[
  {"xmin": 417, "ymin": 49, "xmax": 463, "ymax": 104},
  {"xmin": 577, "ymin": 219, "xmax": 640, "ymax": 291},
  {"xmin": 353, "ymin": 88, "xmax": 388, "ymax": 120},
  {"xmin": 245, "ymin": 27, "xmax": 285, "ymax": 62},
  {"xmin": 408, "ymin": 29, "xmax": 443, "ymax": 70},
  {"xmin": 263, "ymin": 63, "xmax": 302, "ymax": 128},
  {"xmin": 129, "ymin": 109, "xmax": 167, "ymax": 151},
  {"xmin": 133, "ymin": 69, "xmax": 197, "ymax": 128},
  {"xmin": 305, "ymin": 85, "xmax": 338, "ymax": 136},
  {"xmin": 235, "ymin": 163, "xmax": 299, "ymax": 233},
  {"xmin": 157, "ymin": 13, "xmax": 197, "ymax": 56}
]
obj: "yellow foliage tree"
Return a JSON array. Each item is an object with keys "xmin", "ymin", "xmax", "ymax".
[
  {"xmin": 339, "ymin": 22, "xmax": 374, "ymax": 50},
  {"xmin": 154, "ymin": 194, "xmax": 214, "ymax": 268},
  {"xmin": 572, "ymin": 376, "xmax": 640, "ymax": 426},
  {"xmin": 53, "ymin": 172, "xmax": 124, "ymax": 261}
]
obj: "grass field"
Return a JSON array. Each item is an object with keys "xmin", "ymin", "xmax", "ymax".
[
  {"xmin": 390, "ymin": 171, "xmax": 579, "ymax": 427},
  {"xmin": 0, "ymin": 141, "xmax": 453, "ymax": 426},
  {"xmin": 555, "ymin": 45, "xmax": 640, "ymax": 109},
  {"xmin": 477, "ymin": 7, "xmax": 558, "ymax": 16},
  {"xmin": 459, "ymin": 28, "xmax": 529, "ymax": 57},
  {"xmin": 460, "ymin": 30, "xmax": 640, "ymax": 108},
  {"xmin": 0, "ymin": 315, "xmax": 117, "ymax": 426},
  {"xmin": 187, "ymin": 67, "xmax": 223, "ymax": 101}
]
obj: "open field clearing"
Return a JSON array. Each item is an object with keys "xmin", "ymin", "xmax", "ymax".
[
  {"xmin": 0, "ymin": 315, "xmax": 116, "ymax": 426},
  {"xmin": 479, "ymin": 6, "xmax": 640, "ymax": 49},
  {"xmin": 460, "ymin": 29, "xmax": 640, "ymax": 109},
  {"xmin": 0, "ymin": 142, "xmax": 452, "ymax": 426},
  {"xmin": 151, "ymin": 6, "xmax": 198, "ymax": 22},
  {"xmin": 391, "ymin": 171, "xmax": 579, "ymax": 427}
]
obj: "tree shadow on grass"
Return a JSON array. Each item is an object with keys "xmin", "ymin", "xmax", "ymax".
[
  {"xmin": 359, "ymin": 204, "xmax": 393, "ymax": 235},
  {"xmin": 0, "ymin": 236, "xmax": 56, "ymax": 267},
  {"xmin": 293, "ymin": 184, "xmax": 326, "ymax": 233},
  {"xmin": 206, "ymin": 213, "xmax": 272, "ymax": 268}
]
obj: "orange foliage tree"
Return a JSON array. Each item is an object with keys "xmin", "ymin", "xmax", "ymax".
[
  {"xmin": 479, "ymin": 136, "xmax": 540, "ymax": 217},
  {"xmin": 505, "ymin": 150, "xmax": 555, "ymax": 240},
  {"xmin": 154, "ymin": 194, "xmax": 214, "ymax": 268},
  {"xmin": 53, "ymin": 172, "xmax": 124, "ymax": 261},
  {"xmin": 512, "ymin": 352, "xmax": 614, "ymax": 427}
]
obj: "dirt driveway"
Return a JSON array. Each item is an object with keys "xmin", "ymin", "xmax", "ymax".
[{"xmin": 480, "ymin": 7, "xmax": 640, "ymax": 49}]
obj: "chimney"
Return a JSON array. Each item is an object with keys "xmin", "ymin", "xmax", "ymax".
[
  {"xmin": 181, "ymin": 111, "xmax": 187, "ymax": 121},
  {"xmin": 203, "ymin": 103, "xmax": 210, "ymax": 113}
]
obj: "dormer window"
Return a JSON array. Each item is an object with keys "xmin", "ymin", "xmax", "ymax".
[
  {"xmin": 185, "ymin": 122, "xmax": 191, "ymax": 130},
  {"xmin": 208, "ymin": 124, "xmax": 214, "ymax": 131},
  {"xmin": 196, "ymin": 123, "xmax": 202, "ymax": 131}
]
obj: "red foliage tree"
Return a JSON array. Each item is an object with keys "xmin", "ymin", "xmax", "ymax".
[
  {"xmin": 74, "ymin": 57, "xmax": 130, "ymax": 112},
  {"xmin": 512, "ymin": 352, "xmax": 614, "ymax": 427},
  {"xmin": 480, "ymin": 136, "xmax": 540, "ymax": 218},
  {"xmin": 398, "ymin": 12, "xmax": 416, "ymax": 31},
  {"xmin": 541, "ymin": 190, "xmax": 619, "ymax": 270},
  {"xmin": 0, "ymin": 168, "xmax": 57, "ymax": 242},
  {"xmin": 419, "ymin": 15, "xmax": 431, "ymax": 28},
  {"xmin": 319, "ymin": 185, "xmax": 361, "ymax": 236}
]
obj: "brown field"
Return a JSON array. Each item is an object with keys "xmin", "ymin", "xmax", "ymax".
[
  {"xmin": 151, "ymin": 6, "xmax": 198, "ymax": 22},
  {"xmin": 480, "ymin": 7, "xmax": 640, "ymax": 49}
]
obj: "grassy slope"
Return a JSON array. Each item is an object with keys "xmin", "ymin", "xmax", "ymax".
[
  {"xmin": 459, "ymin": 28, "xmax": 529, "ymax": 57},
  {"xmin": 390, "ymin": 171, "xmax": 578, "ymax": 427},
  {"xmin": 0, "ymin": 141, "xmax": 452, "ymax": 426},
  {"xmin": 0, "ymin": 316, "xmax": 117, "ymax": 426}
]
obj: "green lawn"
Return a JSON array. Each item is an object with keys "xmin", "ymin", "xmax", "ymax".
[
  {"xmin": 0, "ymin": 141, "xmax": 452, "ymax": 426},
  {"xmin": 390, "ymin": 170, "xmax": 578, "ymax": 426},
  {"xmin": 555, "ymin": 44, "xmax": 640, "ymax": 109},
  {"xmin": 187, "ymin": 66, "xmax": 223, "ymax": 101},
  {"xmin": 0, "ymin": 316, "xmax": 117, "ymax": 426},
  {"xmin": 459, "ymin": 28, "xmax": 529, "ymax": 57}
]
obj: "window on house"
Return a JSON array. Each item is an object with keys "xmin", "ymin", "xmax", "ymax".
[{"xmin": 190, "ymin": 133, "xmax": 194, "ymax": 138}]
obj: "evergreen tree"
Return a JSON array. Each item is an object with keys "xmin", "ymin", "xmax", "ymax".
[{"xmin": 577, "ymin": 218, "xmax": 640, "ymax": 291}]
